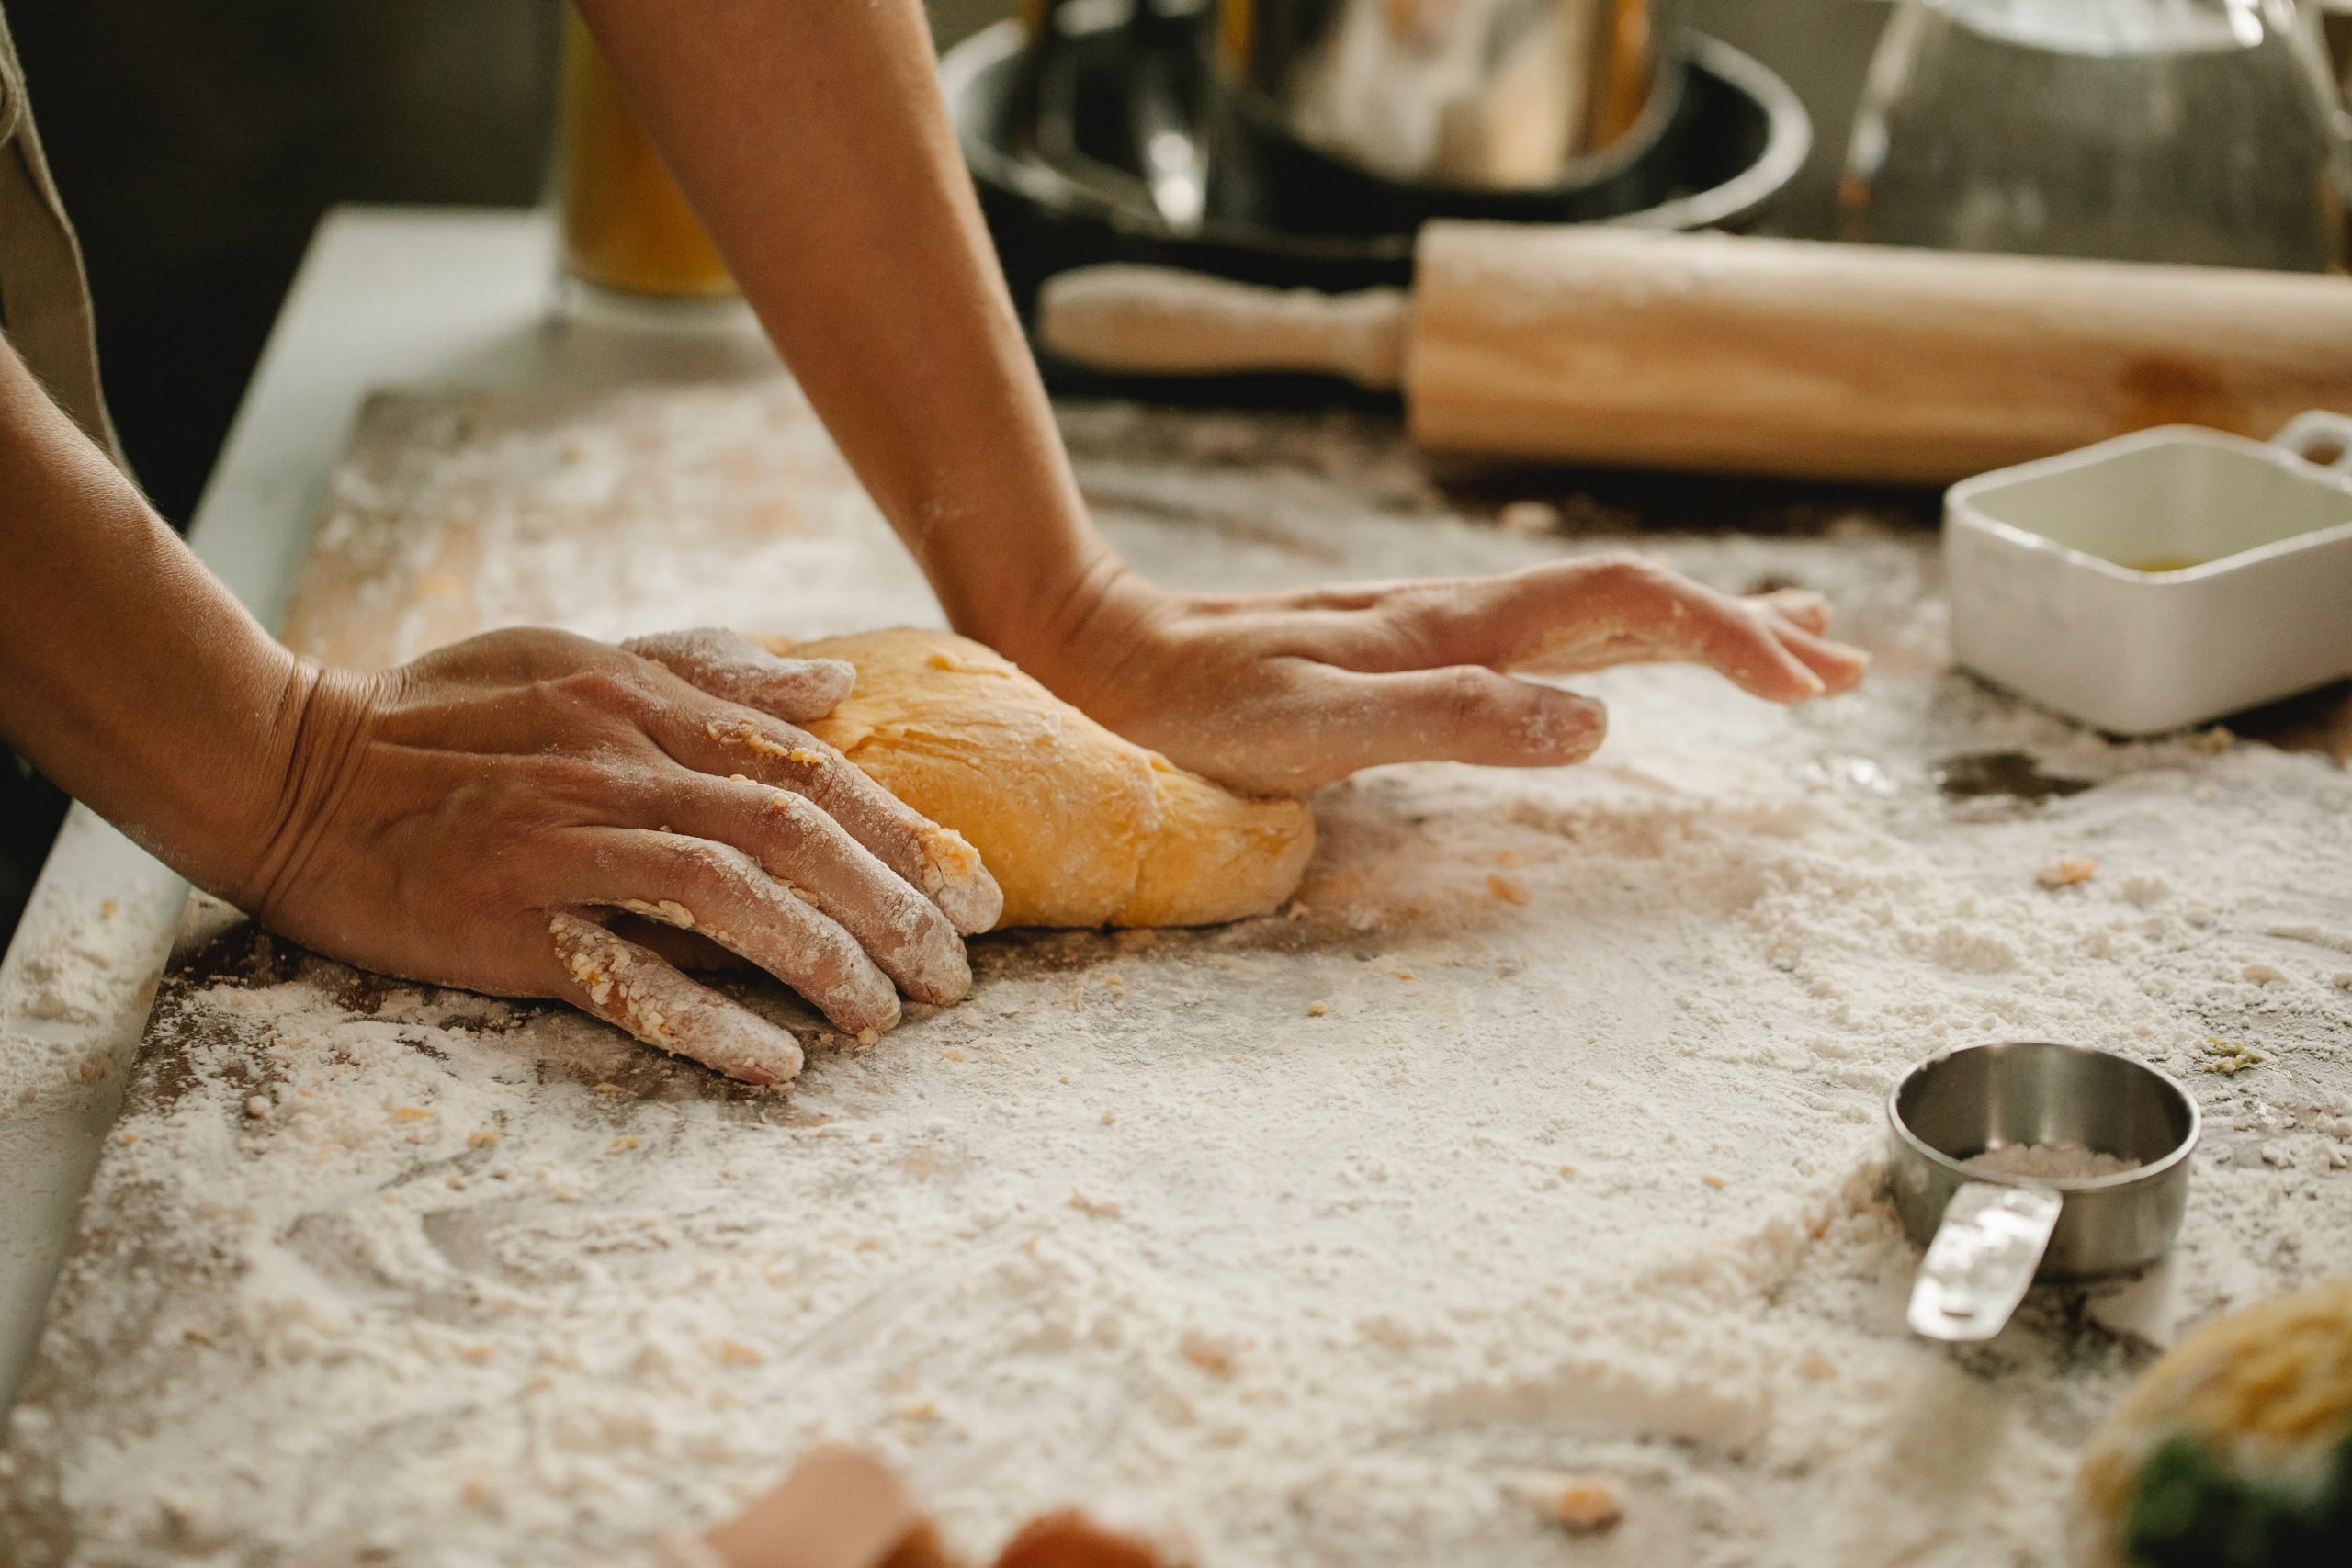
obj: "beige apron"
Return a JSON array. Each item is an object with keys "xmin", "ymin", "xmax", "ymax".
[{"xmin": 0, "ymin": 4, "xmax": 121, "ymax": 458}]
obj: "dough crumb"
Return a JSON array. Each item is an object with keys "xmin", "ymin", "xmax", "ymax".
[
  {"xmin": 1498, "ymin": 501, "xmax": 1563, "ymax": 536},
  {"xmin": 1069, "ymin": 1191, "xmax": 1123, "ymax": 1219},
  {"xmin": 244, "ymin": 1096, "xmax": 271, "ymax": 1121},
  {"xmin": 2038, "ymin": 855, "xmax": 2098, "ymax": 888},
  {"xmin": 1306, "ymin": 1001, "xmax": 1328, "ymax": 1018},
  {"xmin": 1101, "ymin": 1109, "xmax": 1117, "ymax": 1126},
  {"xmin": 2202, "ymin": 1036, "xmax": 2266, "ymax": 1075},
  {"xmin": 1511, "ymin": 1475, "xmax": 1623, "ymax": 1533},
  {"xmin": 1487, "ymin": 874, "xmax": 1530, "ymax": 906},
  {"xmin": 2242, "ymin": 962, "xmax": 2288, "ymax": 985},
  {"xmin": 1180, "ymin": 1331, "xmax": 1238, "ymax": 1376}
]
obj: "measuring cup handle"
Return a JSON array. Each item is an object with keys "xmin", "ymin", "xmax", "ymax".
[
  {"xmin": 1906, "ymin": 1181, "xmax": 2062, "ymax": 1343},
  {"xmin": 2270, "ymin": 410, "xmax": 2352, "ymax": 475}
]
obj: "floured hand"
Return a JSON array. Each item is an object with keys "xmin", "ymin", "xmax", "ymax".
[
  {"xmin": 226, "ymin": 626, "xmax": 1001, "ymax": 1086},
  {"xmin": 1005, "ymin": 556, "xmax": 1868, "ymax": 795}
]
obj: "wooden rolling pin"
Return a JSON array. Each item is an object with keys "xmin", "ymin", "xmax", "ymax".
[{"xmin": 1036, "ymin": 224, "xmax": 2352, "ymax": 484}]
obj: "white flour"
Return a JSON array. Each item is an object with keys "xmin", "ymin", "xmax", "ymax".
[
  {"xmin": 4, "ymin": 388, "xmax": 2349, "ymax": 1568},
  {"xmin": 1964, "ymin": 1145, "xmax": 2142, "ymax": 1183}
]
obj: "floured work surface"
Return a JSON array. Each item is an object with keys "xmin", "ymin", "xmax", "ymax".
[{"xmin": 5, "ymin": 380, "xmax": 2350, "ymax": 1568}]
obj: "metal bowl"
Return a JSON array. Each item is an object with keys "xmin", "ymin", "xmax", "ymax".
[
  {"xmin": 1887, "ymin": 1040, "xmax": 2199, "ymax": 1282},
  {"xmin": 942, "ymin": 18, "xmax": 1811, "ymax": 314}
]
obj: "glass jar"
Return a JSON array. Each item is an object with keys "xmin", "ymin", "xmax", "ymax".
[
  {"xmin": 554, "ymin": 7, "xmax": 736, "ymax": 301},
  {"xmin": 1843, "ymin": 0, "xmax": 2350, "ymax": 271}
]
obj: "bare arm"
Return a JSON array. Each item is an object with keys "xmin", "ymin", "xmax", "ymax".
[
  {"xmin": 580, "ymin": 0, "xmax": 1868, "ymax": 794},
  {"xmin": 573, "ymin": 0, "xmax": 1106, "ymax": 646},
  {"xmin": 0, "ymin": 330, "xmax": 309, "ymax": 894}
]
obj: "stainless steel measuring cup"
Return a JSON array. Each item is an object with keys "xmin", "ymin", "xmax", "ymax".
[{"xmin": 1886, "ymin": 1041, "xmax": 2199, "ymax": 1342}]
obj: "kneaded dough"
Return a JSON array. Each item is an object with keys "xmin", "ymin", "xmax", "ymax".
[{"xmin": 765, "ymin": 628, "xmax": 1314, "ymax": 930}]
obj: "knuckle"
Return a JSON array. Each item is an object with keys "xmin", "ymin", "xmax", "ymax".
[
  {"xmin": 1587, "ymin": 551, "xmax": 1657, "ymax": 592},
  {"xmin": 489, "ymin": 625, "xmax": 610, "ymax": 680},
  {"xmin": 659, "ymin": 837, "xmax": 758, "ymax": 900},
  {"xmin": 533, "ymin": 753, "xmax": 633, "ymax": 807},
  {"xmin": 755, "ymin": 785, "xmax": 826, "ymax": 836},
  {"xmin": 1440, "ymin": 667, "xmax": 1495, "ymax": 730},
  {"xmin": 557, "ymin": 663, "xmax": 655, "ymax": 717}
]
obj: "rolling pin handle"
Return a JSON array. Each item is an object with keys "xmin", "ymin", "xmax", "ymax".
[{"xmin": 1036, "ymin": 265, "xmax": 1408, "ymax": 389}]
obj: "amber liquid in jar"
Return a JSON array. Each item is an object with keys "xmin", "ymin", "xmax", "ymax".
[{"xmin": 556, "ymin": 9, "xmax": 735, "ymax": 299}]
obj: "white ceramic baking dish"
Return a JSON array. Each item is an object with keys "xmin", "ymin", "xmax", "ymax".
[{"xmin": 1944, "ymin": 412, "xmax": 2352, "ymax": 736}]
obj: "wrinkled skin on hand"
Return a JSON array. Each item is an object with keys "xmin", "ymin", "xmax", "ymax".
[
  {"xmin": 229, "ymin": 626, "xmax": 1001, "ymax": 1086},
  {"xmin": 1013, "ymin": 555, "xmax": 1870, "ymax": 796}
]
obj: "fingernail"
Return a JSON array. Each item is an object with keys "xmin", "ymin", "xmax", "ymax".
[{"xmin": 1532, "ymin": 690, "xmax": 1606, "ymax": 756}]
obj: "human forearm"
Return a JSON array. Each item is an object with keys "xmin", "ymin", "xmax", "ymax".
[
  {"xmin": 575, "ymin": 0, "xmax": 1111, "ymax": 653},
  {"xmin": 571, "ymin": 6, "xmax": 1870, "ymax": 795},
  {"xmin": 0, "ymin": 332, "xmax": 308, "ymax": 897}
]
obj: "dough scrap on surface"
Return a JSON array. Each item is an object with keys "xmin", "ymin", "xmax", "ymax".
[{"xmin": 765, "ymin": 628, "xmax": 1314, "ymax": 929}]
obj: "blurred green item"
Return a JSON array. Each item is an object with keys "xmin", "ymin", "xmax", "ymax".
[{"xmin": 2077, "ymin": 1280, "xmax": 2352, "ymax": 1567}]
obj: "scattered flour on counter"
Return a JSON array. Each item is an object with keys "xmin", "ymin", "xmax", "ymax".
[
  {"xmin": 0, "ymin": 820, "xmax": 178, "ymax": 1115},
  {"xmin": 1964, "ymin": 1143, "xmax": 2143, "ymax": 1182},
  {"xmin": 5, "ymin": 392, "xmax": 2350, "ymax": 1568}
]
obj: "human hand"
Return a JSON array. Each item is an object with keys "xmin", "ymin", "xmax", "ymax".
[
  {"xmin": 695, "ymin": 1449, "xmax": 1186, "ymax": 1568},
  {"xmin": 1004, "ymin": 556, "xmax": 1869, "ymax": 795},
  {"xmin": 225, "ymin": 626, "xmax": 1001, "ymax": 1085}
]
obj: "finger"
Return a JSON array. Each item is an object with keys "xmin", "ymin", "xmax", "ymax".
[
  {"xmin": 1320, "ymin": 560, "xmax": 1845, "ymax": 706},
  {"xmin": 1299, "ymin": 665, "xmax": 1606, "ymax": 781},
  {"xmin": 1476, "ymin": 564, "xmax": 1832, "ymax": 703},
  {"xmin": 664, "ymin": 707, "xmax": 1003, "ymax": 935},
  {"xmin": 1762, "ymin": 614, "xmax": 1870, "ymax": 693},
  {"xmin": 655, "ymin": 774, "xmax": 971, "ymax": 1006},
  {"xmin": 1668, "ymin": 592, "xmax": 1832, "ymax": 703},
  {"xmin": 547, "ymin": 910, "xmax": 805, "ymax": 1086},
  {"xmin": 623, "ymin": 627, "xmax": 855, "ymax": 723},
  {"xmin": 1753, "ymin": 587, "xmax": 1829, "ymax": 635},
  {"xmin": 995, "ymin": 1511, "xmax": 1191, "ymax": 1568},
  {"xmin": 587, "ymin": 830, "xmax": 902, "ymax": 1041}
]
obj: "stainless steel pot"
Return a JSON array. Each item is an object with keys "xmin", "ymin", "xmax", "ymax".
[{"xmin": 1213, "ymin": 0, "xmax": 1688, "ymax": 189}]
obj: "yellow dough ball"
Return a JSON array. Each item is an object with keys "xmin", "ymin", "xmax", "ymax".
[{"xmin": 769, "ymin": 629, "xmax": 1314, "ymax": 930}]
